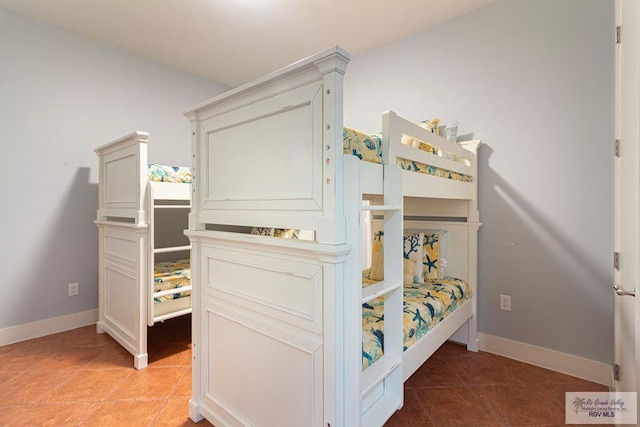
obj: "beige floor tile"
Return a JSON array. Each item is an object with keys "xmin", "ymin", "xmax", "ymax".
[
  {"xmin": 474, "ymin": 383, "xmax": 566, "ymax": 426},
  {"xmin": 107, "ymin": 367, "xmax": 189, "ymax": 400},
  {"xmin": 170, "ymin": 371, "xmax": 192, "ymax": 398},
  {"xmin": 8, "ymin": 402, "xmax": 99, "ymax": 427},
  {"xmin": 384, "ymin": 390, "xmax": 434, "ymax": 426},
  {"xmin": 0, "ymin": 320, "xmax": 610, "ymax": 427},
  {"xmin": 84, "ymin": 399, "xmax": 166, "ymax": 426},
  {"xmin": 447, "ymin": 352, "xmax": 519, "ymax": 386},
  {"xmin": 0, "ymin": 345, "xmax": 53, "ymax": 372},
  {"xmin": 405, "ymin": 356, "xmax": 465, "ymax": 388},
  {"xmin": 43, "ymin": 368, "xmax": 132, "ymax": 403},
  {"xmin": 415, "ymin": 385, "xmax": 506, "ymax": 426},
  {"xmin": 149, "ymin": 343, "xmax": 192, "ymax": 367},
  {"xmin": 0, "ymin": 404, "xmax": 29, "ymax": 426},
  {"xmin": 1, "ymin": 370, "xmax": 78, "ymax": 405},
  {"xmin": 152, "ymin": 397, "xmax": 215, "ymax": 426},
  {"xmin": 85, "ymin": 343, "xmax": 137, "ymax": 370}
]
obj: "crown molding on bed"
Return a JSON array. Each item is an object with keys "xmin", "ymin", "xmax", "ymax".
[
  {"xmin": 183, "ymin": 46, "xmax": 350, "ymax": 119},
  {"xmin": 478, "ymin": 333, "xmax": 612, "ymax": 387},
  {"xmin": 0, "ymin": 309, "xmax": 98, "ymax": 347}
]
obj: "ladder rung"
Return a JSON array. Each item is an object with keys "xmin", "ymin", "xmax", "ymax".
[
  {"xmin": 362, "ymin": 356, "xmax": 401, "ymax": 396},
  {"xmin": 153, "ymin": 204, "xmax": 191, "ymax": 209},
  {"xmin": 153, "ymin": 245, "xmax": 191, "ymax": 254},
  {"xmin": 362, "ymin": 205, "xmax": 401, "ymax": 212},
  {"xmin": 154, "ymin": 286, "xmax": 192, "ymax": 298},
  {"xmin": 153, "ymin": 307, "xmax": 192, "ymax": 323},
  {"xmin": 362, "ymin": 281, "xmax": 402, "ymax": 304}
]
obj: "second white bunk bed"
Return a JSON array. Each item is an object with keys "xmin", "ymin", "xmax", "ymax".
[
  {"xmin": 184, "ymin": 46, "xmax": 481, "ymax": 426},
  {"xmin": 94, "ymin": 131, "xmax": 193, "ymax": 369}
]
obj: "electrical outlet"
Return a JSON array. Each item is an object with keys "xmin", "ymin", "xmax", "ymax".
[
  {"xmin": 500, "ymin": 294, "xmax": 511, "ymax": 311},
  {"xmin": 68, "ymin": 282, "xmax": 79, "ymax": 297}
]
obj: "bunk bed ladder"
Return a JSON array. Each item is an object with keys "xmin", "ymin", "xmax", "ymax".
[
  {"xmin": 361, "ymin": 164, "xmax": 404, "ymax": 427},
  {"xmin": 146, "ymin": 182, "xmax": 192, "ymax": 326}
]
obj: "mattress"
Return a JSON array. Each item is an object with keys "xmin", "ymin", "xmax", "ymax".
[
  {"xmin": 147, "ymin": 164, "xmax": 192, "ymax": 184},
  {"xmin": 154, "ymin": 259, "xmax": 191, "ymax": 303},
  {"xmin": 361, "ymin": 276, "xmax": 471, "ymax": 369},
  {"xmin": 343, "ymin": 127, "xmax": 471, "ymax": 182}
]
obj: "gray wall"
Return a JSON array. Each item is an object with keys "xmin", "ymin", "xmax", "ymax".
[
  {"xmin": 344, "ymin": 0, "xmax": 614, "ymax": 363},
  {"xmin": 0, "ymin": 9, "xmax": 228, "ymax": 329}
]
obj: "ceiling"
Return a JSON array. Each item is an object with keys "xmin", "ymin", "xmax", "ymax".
[{"xmin": 0, "ymin": 0, "xmax": 494, "ymax": 87}]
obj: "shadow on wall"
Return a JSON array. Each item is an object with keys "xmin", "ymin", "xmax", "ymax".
[
  {"xmin": 476, "ymin": 145, "xmax": 612, "ymax": 361},
  {"xmin": 10, "ymin": 167, "xmax": 98, "ymax": 330}
]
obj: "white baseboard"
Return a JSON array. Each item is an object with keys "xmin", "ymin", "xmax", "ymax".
[
  {"xmin": 478, "ymin": 333, "xmax": 612, "ymax": 386},
  {"xmin": 0, "ymin": 309, "xmax": 98, "ymax": 347}
]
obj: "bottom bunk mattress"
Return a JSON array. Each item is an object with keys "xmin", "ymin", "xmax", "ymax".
[
  {"xmin": 154, "ymin": 259, "xmax": 191, "ymax": 303},
  {"xmin": 362, "ymin": 276, "xmax": 471, "ymax": 369}
]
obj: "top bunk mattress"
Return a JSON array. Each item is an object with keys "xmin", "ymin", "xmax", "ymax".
[
  {"xmin": 343, "ymin": 127, "xmax": 471, "ymax": 182},
  {"xmin": 147, "ymin": 164, "xmax": 192, "ymax": 184}
]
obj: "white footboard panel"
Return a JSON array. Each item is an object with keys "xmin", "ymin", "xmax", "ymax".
[
  {"xmin": 203, "ymin": 298, "xmax": 323, "ymax": 427},
  {"xmin": 187, "ymin": 231, "xmax": 351, "ymax": 427},
  {"xmin": 96, "ymin": 221, "xmax": 149, "ymax": 369}
]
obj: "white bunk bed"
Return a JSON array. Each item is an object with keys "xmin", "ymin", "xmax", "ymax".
[
  {"xmin": 94, "ymin": 131, "xmax": 192, "ymax": 369},
  {"xmin": 184, "ymin": 46, "xmax": 481, "ymax": 427}
]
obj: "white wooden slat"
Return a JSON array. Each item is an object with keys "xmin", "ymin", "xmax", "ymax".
[
  {"xmin": 153, "ymin": 245, "xmax": 192, "ymax": 254},
  {"xmin": 154, "ymin": 286, "xmax": 192, "ymax": 299},
  {"xmin": 361, "ymin": 281, "xmax": 402, "ymax": 305}
]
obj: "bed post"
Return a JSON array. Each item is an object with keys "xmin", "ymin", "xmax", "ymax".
[
  {"xmin": 343, "ymin": 155, "xmax": 363, "ymax": 426},
  {"xmin": 183, "ymin": 112, "xmax": 203, "ymax": 421},
  {"xmin": 186, "ymin": 113, "xmax": 203, "ymax": 231},
  {"xmin": 467, "ymin": 221, "xmax": 480, "ymax": 352},
  {"xmin": 463, "ymin": 140, "xmax": 483, "ymax": 352},
  {"xmin": 187, "ymin": 233, "xmax": 203, "ymax": 423},
  {"xmin": 315, "ymin": 47, "xmax": 350, "ymax": 427},
  {"xmin": 314, "ymin": 47, "xmax": 350, "ymax": 245},
  {"xmin": 461, "ymin": 140, "xmax": 482, "ymax": 224}
]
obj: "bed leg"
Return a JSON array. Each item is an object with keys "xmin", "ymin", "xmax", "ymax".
[
  {"xmin": 134, "ymin": 353, "xmax": 148, "ymax": 370},
  {"xmin": 189, "ymin": 399, "xmax": 203, "ymax": 422}
]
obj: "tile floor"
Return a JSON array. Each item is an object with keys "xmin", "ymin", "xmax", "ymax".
[
  {"xmin": 386, "ymin": 341, "xmax": 609, "ymax": 426},
  {"xmin": 0, "ymin": 315, "xmax": 608, "ymax": 426}
]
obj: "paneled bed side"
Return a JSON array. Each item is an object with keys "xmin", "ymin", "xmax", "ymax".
[
  {"xmin": 184, "ymin": 46, "xmax": 481, "ymax": 427},
  {"xmin": 94, "ymin": 132, "xmax": 192, "ymax": 370}
]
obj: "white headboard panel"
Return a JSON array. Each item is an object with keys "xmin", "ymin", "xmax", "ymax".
[
  {"xmin": 199, "ymin": 81, "xmax": 324, "ymax": 213},
  {"xmin": 94, "ymin": 131, "xmax": 149, "ymax": 223},
  {"xmin": 185, "ymin": 47, "xmax": 351, "ymax": 244}
]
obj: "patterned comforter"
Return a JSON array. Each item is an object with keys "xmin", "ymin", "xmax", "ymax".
[
  {"xmin": 147, "ymin": 164, "xmax": 192, "ymax": 183},
  {"xmin": 343, "ymin": 127, "xmax": 471, "ymax": 182},
  {"xmin": 154, "ymin": 259, "xmax": 190, "ymax": 303},
  {"xmin": 362, "ymin": 276, "xmax": 471, "ymax": 369}
]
